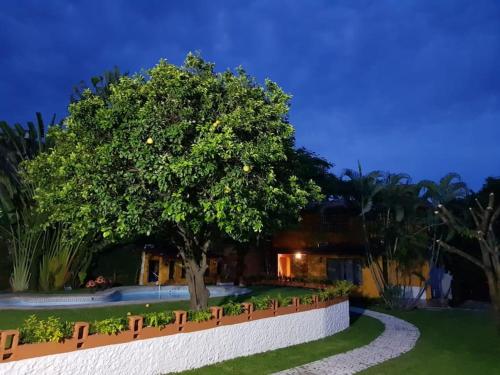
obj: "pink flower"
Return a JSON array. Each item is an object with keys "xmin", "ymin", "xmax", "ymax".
[{"xmin": 86, "ymin": 280, "xmax": 96, "ymax": 288}]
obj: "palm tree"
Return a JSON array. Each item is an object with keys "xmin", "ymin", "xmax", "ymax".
[
  {"xmin": 342, "ymin": 164, "xmax": 388, "ymax": 300},
  {"xmin": 418, "ymin": 173, "xmax": 469, "ymax": 207},
  {"xmin": 416, "ymin": 173, "xmax": 470, "ymax": 303},
  {"xmin": 343, "ymin": 165, "xmax": 431, "ymax": 308}
]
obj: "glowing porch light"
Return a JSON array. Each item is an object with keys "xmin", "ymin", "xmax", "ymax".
[{"xmin": 294, "ymin": 252, "xmax": 302, "ymax": 260}]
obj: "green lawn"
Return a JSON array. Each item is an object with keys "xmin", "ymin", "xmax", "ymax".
[
  {"xmin": 360, "ymin": 308, "xmax": 500, "ymax": 375},
  {"xmin": 182, "ymin": 306, "xmax": 500, "ymax": 375},
  {"xmin": 0, "ymin": 286, "xmax": 311, "ymax": 330},
  {"xmin": 181, "ymin": 314, "xmax": 384, "ymax": 375}
]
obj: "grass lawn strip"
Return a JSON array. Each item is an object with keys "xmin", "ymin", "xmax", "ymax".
[{"xmin": 0, "ymin": 286, "xmax": 310, "ymax": 330}]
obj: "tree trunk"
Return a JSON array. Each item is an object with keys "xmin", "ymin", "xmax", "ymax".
[
  {"xmin": 484, "ymin": 270, "xmax": 500, "ymax": 328},
  {"xmin": 184, "ymin": 258, "xmax": 209, "ymax": 310}
]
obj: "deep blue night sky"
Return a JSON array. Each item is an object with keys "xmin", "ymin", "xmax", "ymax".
[{"xmin": 1, "ymin": 1, "xmax": 499, "ymax": 190}]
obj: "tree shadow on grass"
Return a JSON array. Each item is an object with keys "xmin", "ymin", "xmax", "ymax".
[{"xmin": 349, "ymin": 310, "xmax": 365, "ymax": 325}]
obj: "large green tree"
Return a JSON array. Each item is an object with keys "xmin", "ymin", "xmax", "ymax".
[{"xmin": 25, "ymin": 54, "xmax": 320, "ymax": 309}]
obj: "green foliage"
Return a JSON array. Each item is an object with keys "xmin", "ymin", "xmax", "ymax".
[
  {"xmin": 300, "ymin": 295, "xmax": 314, "ymax": 305},
  {"xmin": 0, "ymin": 114, "xmax": 90, "ymax": 292},
  {"xmin": 250, "ymin": 295, "xmax": 272, "ymax": 310},
  {"xmin": 143, "ymin": 311, "xmax": 174, "ymax": 328},
  {"xmin": 317, "ymin": 290, "xmax": 330, "ymax": 302},
  {"xmin": 332, "ymin": 280, "xmax": 355, "ymax": 296},
  {"xmin": 24, "ymin": 53, "xmax": 322, "ymax": 310},
  {"xmin": 38, "ymin": 225, "xmax": 83, "ymax": 291},
  {"xmin": 91, "ymin": 245, "xmax": 142, "ymax": 285},
  {"xmin": 70, "ymin": 66, "xmax": 125, "ymax": 104},
  {"xmin": 77, "ymin": 271, "xmax": 87, "ymax": 286},
  {"xmin": 19, "ymin": 315, "xmax": 73, "ymax": 344},
  {"xmin": 276, "ymin": 294, "xmax": 292, "ymax": 307},
  {"xmin": 222, "ymin": 301, "xmax": 243, "ymax": 316},
  {"xmin": 90, "ymin": 317, "xmax": 127, "ymax": 335},
  {"xmin": 0, "ymin": 114, "xmax": 56, "ymax": 291},
  {"xmin": 419, "ymin": 173, "xmax": 469, "ymax": 207},
  {"xmin": 7, "ymin": 213, "xmax": 43, "ymax": 291},
  {"xmin": 25, "ymin": 53, "xmax": 321, "ymax": 247},
  {"xmin": 317, "ymin": 281, "xmax": 355, "ymax": 302},
  {"xmin": 188, "ymin": 309, "xmax": 212, "ymax": 322}
]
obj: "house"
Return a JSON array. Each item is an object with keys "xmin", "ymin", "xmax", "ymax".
[
  {"xmin": 136, "ymin": 200, "xmax": 431, "ymax": 300},
  {"xmin": 138, "ymin": 245, "xmax": 219, "ymax": 285},
  {"xmin": 272, "ymin": 201, "xmax": 431, "ymax": 300}
]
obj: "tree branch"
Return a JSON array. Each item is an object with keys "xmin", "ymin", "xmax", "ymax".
[{"xmin": 437, "ymin": 240, "xmax": 485, "ymax": 271}]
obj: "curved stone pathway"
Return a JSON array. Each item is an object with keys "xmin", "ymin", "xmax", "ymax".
[{"xmin": 273, "ymin": 307, "xmax": 420, "ymax": 375}]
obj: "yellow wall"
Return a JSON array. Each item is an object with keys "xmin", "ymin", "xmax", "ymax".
[
  {"xmin": 357, "ymin": 260, "xmax": 431, "ymax": 299},
  {"xmin": 141, "ymin": 253, "xmax": 218, "ymax": 285},
  {"xmin": 141, "ymin": 254, "xmax": 172, "ymax": 285},
  {"xmin": 277, "ymin": 253, "xmax": 431, "ymax": 299}
]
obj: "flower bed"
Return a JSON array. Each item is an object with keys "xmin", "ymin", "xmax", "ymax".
[{"xmin": 0, "ymin": 293, "xmax": 348, "ymax": 363}]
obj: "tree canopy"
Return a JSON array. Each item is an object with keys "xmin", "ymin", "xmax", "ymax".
[
  {"xmin": 25, "ymin": 54, "xmax": 321, "ymax": 308},
  {"xmin": 27, "ymin": 54, "xmax": 320, "ymax": 241}
]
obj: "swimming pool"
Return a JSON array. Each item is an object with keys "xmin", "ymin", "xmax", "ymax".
[{"xmin": 0, "ymin": 285, "xmax": 251, "ymax": 309}]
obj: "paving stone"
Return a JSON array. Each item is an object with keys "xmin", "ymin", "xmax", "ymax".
[{"xmin": 273, "ymin": 307, "xmax": 420, "ymax": 375}]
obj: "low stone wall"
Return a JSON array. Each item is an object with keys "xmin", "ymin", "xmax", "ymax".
[{"xmin": 0, "ymin": 299, "xmax": 349, "ymax": 375}]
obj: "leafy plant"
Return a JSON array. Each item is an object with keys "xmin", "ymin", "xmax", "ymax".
[
  {"xmin": 38, "ymin": 225, "xmax": 83, "ymax": 291},
  {"xmin": 143, "ymin": 311, "xmax": 174, "ymax": 328},
  {"xmin": 222, "ymin": 301, "xmax": 243, "ymax": 316},
  {"xmin": 188, "ymin": 309, "xmax": 212, "ymax": 323},
  {"xmin": 77, "ymin": 271, "xmax": 87, "ymax": 287},
  {"xmin": 91, "ymin": 317, "xmax": 127, "ymax": 335},
  {"xmin": 381, "ymin": 285, "xmax": 404, "ymax": 305},
  {"xmin": 333, "ymin": 280, "xmax": 355, "ymax": 296},
  {"xmin": 276, "ymin": 294, "xmax": 292, "ymax": 307},
  {"xmin": 317, "ymin": 290, "xmax": 330, "ymax": 302},
  {"xmin": 6, "ymin": 214, "xmax": 43, "ymax": 292},
  {"xmin": 0, "ymin": 114, "xmax": 56, "ymax": 292},
  {"xmin": 19, "ymin": 315, "xmax": 73, "ymax": 344},
  {"xmin": 250, "ymin": 296, "xmax": 272, "ymax": 310},
  {"xmin": 300, "ymin": 295, "xmax": 314, "ymax": 305}
]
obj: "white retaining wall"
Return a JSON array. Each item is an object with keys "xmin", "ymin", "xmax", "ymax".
[{"xmin": 0, "ymin": 301, "xmax": 349, "ymax": 375}]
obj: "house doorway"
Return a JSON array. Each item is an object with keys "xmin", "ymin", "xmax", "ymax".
[
  {"xmin": 277, "ymin": 254, "xmax": 292, "ymax": 278},
  {"xmin": 148, "ymin": 259, "xmax": 160, "ymax": 283},
  {"xmin": 168, "ymin": 260, "xmax": 176, "ymax": 280}
]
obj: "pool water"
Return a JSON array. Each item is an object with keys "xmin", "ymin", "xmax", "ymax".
[{"xmin": 0, "ymin": 285, "xmax": 251, "ymax": 309}]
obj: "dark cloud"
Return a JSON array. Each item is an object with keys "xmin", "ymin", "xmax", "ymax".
[{"xmin": 1, "ymin": 0, "xmax": 499, "ymax": 189}]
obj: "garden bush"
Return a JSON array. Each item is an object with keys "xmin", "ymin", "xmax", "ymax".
[
  {"xmin": 276, "ymin": 294, "xmax": 292, "ymax": 307},
  {"xmin": 143, "ymin": 311, "xmax": 174, "ymax": 328},
  {"xmin": 91, "ymin": 317, "xmax": 127, "ymax": 335},
  {"xmin": 317, "ymin": 281, "xmax": 355, "ymax": 301},
  {"xmin": 19, "ymin": 315, "xmax": 73, "ymax": 344},
  {"xmin": 222, "ymin": 301, "xmax": 244, "ymax": 316},
  {"xmin": 188, "ymin": 309, "xmax": 212, "ymax": 322},
  {"xmin": 333, "ymin": 280, "xmax": 355, "ymax": 296},
  {"xmin": 250, "ymin": 295, "xmax": 272, "ymax": 310},
  {"xmin": 317, "ymin": 289, "xmax": 330, "ymax": 302},
  {"xmin": 300, "ymin": 294, "xmax": 314, "ymax": 305}
]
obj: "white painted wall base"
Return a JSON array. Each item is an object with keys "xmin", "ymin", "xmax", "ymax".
[{"xmin": 0, "ymin": 301, "xmax": 349, "ymax": 375}]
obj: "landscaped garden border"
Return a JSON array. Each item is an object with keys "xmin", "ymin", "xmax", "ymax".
[{"xmin": 0, "ymin": 295, "xmax": 347, "ymax": 364}]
